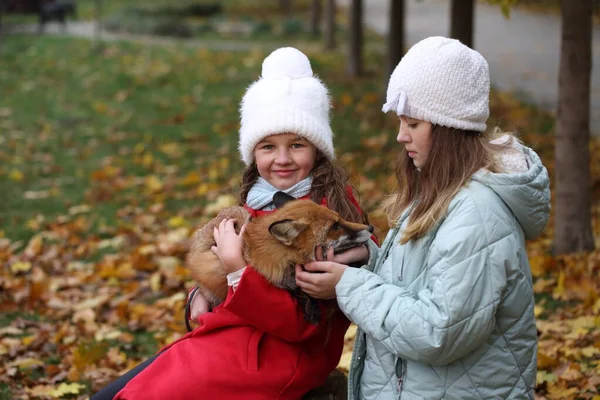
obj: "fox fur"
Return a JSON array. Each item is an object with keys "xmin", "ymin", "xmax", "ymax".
[{"xmin": 186, "ymin": 194, "xmax": 373, "ymax": 323}]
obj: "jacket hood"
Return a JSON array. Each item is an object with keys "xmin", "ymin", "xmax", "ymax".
[{"xmin": 472, "ymin": 139, "xmax": 551, "ymax": 240}]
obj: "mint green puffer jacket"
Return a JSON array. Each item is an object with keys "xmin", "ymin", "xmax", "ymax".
[{"xmin": 337, "ymin": 143, "xmax": 550, "ymax": 400}]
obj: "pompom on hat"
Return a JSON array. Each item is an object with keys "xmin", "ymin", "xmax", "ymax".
[
  {"xmin": 238, "ymin": 47, "xmax": 334, "ymax": 166},
  {"xmin": 382, "ymin": 36, "xmax": 490, "ymax": 132}
]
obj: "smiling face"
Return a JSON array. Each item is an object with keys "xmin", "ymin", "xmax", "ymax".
[
  {"xmin": 396, "ymin": 116, "xmax": 433, "ymax": 169},
  {"xmin": 253, "ymin": 133, "xmax": 317, "ymax": 190}
]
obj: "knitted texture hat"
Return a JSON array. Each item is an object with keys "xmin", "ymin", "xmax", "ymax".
[
  {"xmin": 382, "ymin": 36, "xmax": 490, "ymax": 132},
  {"xmin": 239, "ymin": 47, "xmax": 334, "ymax": 166}
]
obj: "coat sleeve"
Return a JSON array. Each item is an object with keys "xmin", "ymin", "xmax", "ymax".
[
  {"xmin": 335, "ymin": 195, "xmax": 515, "ymax": 365},
  {"xmin": 222, "ymin": 266, "xmax": 325, "ymax": 342}
]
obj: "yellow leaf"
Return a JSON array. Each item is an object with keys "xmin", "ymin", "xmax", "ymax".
[
  {"xmin": 340, "ymin": 93, "xmax": 353, "ymax": 107},
  {"xmin": 534, "ymin": 304, "xmax": 544, "ymax": 318},
  {"xmin": 142, "ymin": 153, "xmax": 153, "ymax": 167},
  {"xmin": 537, "ymin": 370, "xmax": 557, "ymax": 384},
  {"xmin": 145, "ymin": 175, "xmax": 164, "ymax": 192},
  {"xmin": 21, "ymin": 336, "xmax": 36, "ymax": 346},
  {"xmin": 537, "ymin": 351, "xmax": 560, "ymax": 369},
  {"xmin": 181, "ymin": 172, "xmax": 201, "ymax": 187},
  {"xmin": 168, "ymin": 215, "xmax": 188, "ymax": 228},
  {"xmin": 93, "ymin": 101, "xmax": 108, "ymax": 114},
  {"xmin": 219, "ymin": 157, "xmax": 230, "ymax": 170},
  {"xmin": 581, "ymin": 346, "xmax": 600, "ymax": 358},
  {"xmin": 552, "ymin": 270, "xmax": 566, "ymax": 300},
  {"xmin": 560, "ymin": 364, "xmax": 583, "ymax": 382},
  {"xmin": 204, "ymin": 194, "xmax": 237, "ymax": 215},
  {"xmin": 197, "ymin": 183, "xmax": 209, "ymax": 196},
  {"xmin": 49, "ymin": 382, "xmax": 87, "ymax": 397},
  {"xmin": 72, "ymin": 294, "xmax": 111, "ymax": 311},
  {"xmin": 208, "ymin": 165, "xmax": 219, "ymax": 181},
  {"xmin": 24, "ymin": 235, "xmax": 43, "ymax": 258},
  {"xmin": 11, "ymin": 261, "xmax": 32, "ymax": 274},
  {"xmin": 9, "ymin": 169, "xmax": 24, "ymax": 182},
  {"xmin": 529, "ymin": 255, "xmax": 554, "ymax": 277},
  {"xmin": 8, "ymin": 357, "xmax": 44, "ymax": 369},
  {"xmin": 150, "ymin": 272, "xmax": 161, "ymax": 293}
]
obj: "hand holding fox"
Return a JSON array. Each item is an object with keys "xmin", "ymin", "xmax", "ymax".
[
  {"xmin": 295, "ymin": 246, "xmax": 354, "ymax": 299},
  {"xmin": 211, "ymin": 218, "xmax": 247, "ymax": 274}
]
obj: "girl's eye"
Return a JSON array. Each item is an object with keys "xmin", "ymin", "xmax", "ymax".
[
  {"xmin": 291, "ymin": 143, "xmax": 304, "ymax": 149},
  {"xmin": 261, "ymin": 144, "xmax": 274, "ymax": 150},
  {"xmin": 408, "ymin": 123, "xmax": 418, "ymax": 129}
]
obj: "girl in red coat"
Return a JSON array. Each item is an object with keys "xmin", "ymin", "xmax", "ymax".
[{"xmin": 91, "ymin": 47, "xmax": 377, "ymax": 400}]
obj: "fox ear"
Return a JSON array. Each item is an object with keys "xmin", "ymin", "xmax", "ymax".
[
  {"xmin": 269, "ymin": 219, "xmax": 308, "ymax": 246},
  {"xmin": 273, "ymin": 191, "xmax": 296, "ymax": 209}
]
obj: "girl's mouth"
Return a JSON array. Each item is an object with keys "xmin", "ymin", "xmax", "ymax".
[{"xmin": 274, "ymin": 170, "xmax": 295, "ymax": 177}]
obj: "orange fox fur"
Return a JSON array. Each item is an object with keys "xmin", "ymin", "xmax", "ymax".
[{"xmin": 186, "ymin": 199, "xmax": 373, "ymax": 320}]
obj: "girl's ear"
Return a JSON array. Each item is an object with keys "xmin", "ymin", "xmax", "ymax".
[
  {"xmin": 273, "ymin": 191, "xmax": 296, "ymax": 208},
  {"xmin": 268, "ymin": 219, "xmax": 308, "ymax": 246}
]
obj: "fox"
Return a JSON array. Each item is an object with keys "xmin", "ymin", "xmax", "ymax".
[{"xmin": 186, "ymin": 192, "xmax": 373, "ymax": 326}]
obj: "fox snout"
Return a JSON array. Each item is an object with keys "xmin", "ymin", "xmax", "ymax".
[{"xmin": 320, "ymin": 224, "xmax": 373, "ymax": 260}]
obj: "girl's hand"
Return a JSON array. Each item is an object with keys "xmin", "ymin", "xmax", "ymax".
[
  {"xmin": 190, "ymin": 291, "xmax": 210, "ymax": 323},
  {"xmin": 295, "ymin": 247, "xmax": 348, "ymax": 299},
  {"xmin": 211, "ymin": 219, "xmax": 247, "ymax": 274}
]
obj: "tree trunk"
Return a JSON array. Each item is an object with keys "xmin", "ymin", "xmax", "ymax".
[
  {"xmin": 310, "ymin": 0, "xmax": 321, "ymax": 37},
  {"xmin": 280, "ymin": 0, "xmax": 292, "ymax": 17},
  {"xmin": 347, "ymin": 0, "xmax": 362, "ymax": 77},
  {"xmin": 387, "ymin": 0, "xmax": 405, "ymax": 78},
  {"xmin": 450, "ymin": 0, "xmax": 474, "ymax": 48},
  {"xmin": 554, "ymin": 0, "xmax": 595, "ymax": 254},
  {"xmin": 0, "ymin": 0, "xmax": 3, "ymax": 51},
  {"xmin": 94, "ymin": 0, "xmax": 103, "ymax": 45},
  {"xmin": 324, "ymin": 0, "xmax": 336, "ymax": 50}
]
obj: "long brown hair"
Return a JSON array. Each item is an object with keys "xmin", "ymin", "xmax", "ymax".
[
  {"xmin": 239, "ymin": 151, "xmax": 369, "ymax": 224},
  {"xmin": 382, "ymin": 125, "xmax": 510, "ymax": 243}
]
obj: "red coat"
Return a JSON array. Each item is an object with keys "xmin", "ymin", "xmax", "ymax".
[{"xmin": 114, "ymin": 194, "xmax": 362, "ymax": 400}]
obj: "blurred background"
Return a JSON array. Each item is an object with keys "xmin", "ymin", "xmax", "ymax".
[{"xmin": 0, "ymin": 0, "xmax": 599, "ymax": 398}]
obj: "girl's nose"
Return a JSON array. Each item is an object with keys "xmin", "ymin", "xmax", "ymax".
[
  {"xmin": 275, "ymin": 149, "xmax": 292, "ymax": 164},
  {"xmin": 397, "ymin": 126, "xmax": 410, "ymax": 144}
]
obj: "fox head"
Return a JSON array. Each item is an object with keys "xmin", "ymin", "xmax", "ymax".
[{"xmin": 265, "ymin": 200, "xmax": 373, "ymax": 260}]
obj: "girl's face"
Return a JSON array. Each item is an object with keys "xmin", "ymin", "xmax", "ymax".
[
  {"xmin": 254, "ymin": 133, "xmax": 317, "ymax": 190},
  {"xmin": 396, "ymin": 116, "xmax": 433, "ymax": 169}
]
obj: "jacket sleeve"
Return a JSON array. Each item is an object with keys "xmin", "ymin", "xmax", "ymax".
[
  {"xmin": 335, "ymin": 195, "xmax": 515, "ymax": 365},
  {"xmin": 222, "ymin": 266, "xmax": 324, "ymax": 342}
]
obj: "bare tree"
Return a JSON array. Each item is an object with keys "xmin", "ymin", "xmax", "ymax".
[
  {"xmin": 450, "ymin": 0, "xmax": 474, "ymax": 48},
  {"xmin": 280, "ymin": 0, "xmax": 292, "ymax": 17},
  {"xmin": 387, "ymin": 0, "xmax": 405, "ymax": 77},
  {"xmin": 554, "ymin": 0, "xmax": 595, "ymax": 254},
  {"xmin": 94, "ymin": 0, "xmax": 104, "ymax": 49},
  {"xmin": 310, "ymin": 0, "xmax": 321, "ymax": 37},
  {"xmin": 0, "ymin": 0, "xmax": 4, "ymax": 51},
  {"xmin": 324, "ymin": 0, "xmax": 336, "ymax": 50},
  {"xmin": 347, "ymin": 0, "xmax": 362, "ymax": 77}
]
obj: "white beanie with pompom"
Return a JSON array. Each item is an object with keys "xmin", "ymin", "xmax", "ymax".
[{"xmin": 239, "ymin": 47, "xmax": 334, "ymax": 166}]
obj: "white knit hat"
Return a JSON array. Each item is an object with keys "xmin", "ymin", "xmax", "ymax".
[
  {"xmin": 382, "ymin": 36, "xmax": 490, "ymax": 132},
  {"xmin": 239, "ymin": 47, "xmax": 334, "ymax": 166}
]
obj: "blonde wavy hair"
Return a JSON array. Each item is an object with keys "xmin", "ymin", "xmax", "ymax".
[{"xmin": 382, "ymin": 126, "xmax": 514, "ymax": 244}]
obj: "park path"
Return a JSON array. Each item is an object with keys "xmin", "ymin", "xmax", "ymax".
[{"xmin": 339, "ymin": 0, "xmax": 600, "ymax": 135}]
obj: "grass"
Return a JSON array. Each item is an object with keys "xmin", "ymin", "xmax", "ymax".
[
  {"xmin": 0, "ymin": 36, "xmax": 382, "ymax": 243},
  {"xmin": 0, "ymin": 35, "xmax": 556, "ymax": 244}
]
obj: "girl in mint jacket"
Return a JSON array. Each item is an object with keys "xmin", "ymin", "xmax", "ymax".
[{"xmin": 296, "ymin": 36, "xmax": 550, "ymax": 399}]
